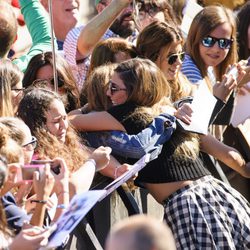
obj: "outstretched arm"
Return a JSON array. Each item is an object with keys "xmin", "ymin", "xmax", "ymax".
[
  {"xmin": 85, "ymin": 114, "xmax": 176, "ymax": 159},
  {"xmin": 68, "ymin": 111, "xmax": 126, "ymax": 131},
  {"xmin": 200, "ymin": 133, "xmax": 250, "ymax": 178},
  {"xmin": 13, "ymin": 0, "xmax": 54, "ymax": 72},
  {"xmin": 77, "ymin": 0, "xmax": 132, "ymax": 57}
]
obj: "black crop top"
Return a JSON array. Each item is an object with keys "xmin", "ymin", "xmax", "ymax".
[{"xmin": 108, "ymin": 102, "xmax": 211, "ymax": 184}]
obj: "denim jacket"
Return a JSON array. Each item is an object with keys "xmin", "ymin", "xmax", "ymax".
[{"xmin": 84, "ymin": 113, "xmax": 176, "ymax": 159}]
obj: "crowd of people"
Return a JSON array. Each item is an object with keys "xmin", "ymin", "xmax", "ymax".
[{"xmin": 0, "ymin": 0, "xmax": 250, "ymax": 249}]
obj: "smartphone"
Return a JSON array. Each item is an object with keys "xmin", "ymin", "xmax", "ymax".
[
  {"xmin": 21, "ymin": 164, "xmax": 45, "ymax": 181},
  {"xmin": 31, "ymin": 160, "xmax": 60, "ymax": 175}
]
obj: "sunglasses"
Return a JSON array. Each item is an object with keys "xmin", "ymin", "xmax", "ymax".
[
  {"xmin": 108, "ymin": 81, "xmax": 127, "ymax": 95},
  {"xmin": 167, "ymin": 52, "xmax": 185, "ymax": 65},
  {"xmin": 201, "ymin": 36, "xmax": 233, "ymax": 49},
  {"xmin": 49, "ymin": 77, "xmax": 64, "ymax": 88},
  {"xmin": 22, "ymin": 136, "xmax": 37, "ymax": 151},
  {"xmin": 138, "ymin": 3, "xmax": 161, "ymax": 17}
]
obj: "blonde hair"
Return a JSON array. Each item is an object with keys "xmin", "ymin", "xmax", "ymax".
[
  {"xmin": 0, "ymin": 124, "xmax": 23, "ymax": 164},
  {"xmin": 0, "ymin": 60, "xmax": 22, "ymax": 117},
  {"xmin": 81, "ymin": 64, "xmax": 115, "ymax": 111}
]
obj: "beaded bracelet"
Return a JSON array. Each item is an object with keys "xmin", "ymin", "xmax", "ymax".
[{"xmin": 30, "ymin": 199, "xmax": 47, "ymax": 204}]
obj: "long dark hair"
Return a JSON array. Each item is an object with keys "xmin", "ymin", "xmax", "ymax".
[
  {"xmin": 22, "ymin": 52, "xmax": 80, "ymax": 112},
  {"xmin": 237, "ymin": 2, "xmax": 250, "ymax": 60}
]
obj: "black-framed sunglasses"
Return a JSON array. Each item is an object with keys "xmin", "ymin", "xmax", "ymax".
[
  {"xmin": 49, "ymin": 77, "xmax": 64, "ymax": 88},
  {"xmin": 167, "ymin": 52, "xmax": 185, "ymax": 65},
  {"xmin": 201, "ymin": 36, "xmax": 233, "ymax": 50},
  {"xmin": 22, "ymin": 136, "xmax": 37, "ymax": 151},
  {"xmin": 108, "ymin": 81, "xmax": 127, "ymax": 95}
]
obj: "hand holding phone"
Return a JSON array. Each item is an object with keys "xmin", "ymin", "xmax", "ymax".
[
  {"xmin": 21, "ymin": 164, "xmax": 45, "ymax": 181},
  {"xmin": 31, "ymin": 160, "xmax": 60, "ymax": 175}
]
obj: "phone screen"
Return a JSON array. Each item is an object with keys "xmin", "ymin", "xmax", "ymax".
[{"xmin": 21, "ymin": 164, "xmax": 45, "ymax": 181}]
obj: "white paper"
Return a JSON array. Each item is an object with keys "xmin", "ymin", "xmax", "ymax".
[
  {"xmin": 231, "ymin": 87, "xmax": 250, "ymax": 127},
  {"xmin": 177, "ymin": 81, "xmax": 217, "ymax": 135},
  {"xmin": 181, "ymin": 1, "xmax": 203, "ymax": 38},
  {"xmin": 46, "ymin": 190, "xmax": 106, "ymax": 249}
]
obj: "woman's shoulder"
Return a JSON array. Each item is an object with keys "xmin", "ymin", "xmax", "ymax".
[{"xmin": 181, "ymin": 54, "xmax": 203, "ymax": 84}]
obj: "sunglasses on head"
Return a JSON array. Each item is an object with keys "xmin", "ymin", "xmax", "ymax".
[
  {"xmin": 22, "ymin": 136, "xmax": 37, "ymax": 151},
  {"xmin": 108, "ymin": 81, "xmax": 127, "ymax": 95},
  {"xmin": 167, "ymin": 52, "xmax": 185, "ymax": 65},
  {"xmin": 201, "ymin": 36, "xmax": 233, "ymax": 49}
]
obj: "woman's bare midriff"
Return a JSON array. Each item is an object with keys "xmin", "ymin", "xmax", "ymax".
[{"xmin": 144, "ymin": 180, "xmax": 195, "ymax": 204}]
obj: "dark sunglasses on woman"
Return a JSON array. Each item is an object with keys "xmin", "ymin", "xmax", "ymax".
[
  {"xmin": 108, "ymin": 81, "xmax": 127, "ymax": 95},
  {"xmin": 167, "ymin": 52, "xmax": 185, "ymax": 65},
  {"xmin": 202, "ymin": 36, "xmax": 233, "ymax": 49}
]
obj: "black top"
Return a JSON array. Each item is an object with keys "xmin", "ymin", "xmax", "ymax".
[{"xmin": 108, "ymin": 102, "xmax": 210, "ymax": 184}]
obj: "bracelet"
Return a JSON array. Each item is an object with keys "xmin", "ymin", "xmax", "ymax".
[
  {"xmin": 30, "ymin": 199, "xmax": 47, "ymax": 204},
  {"xmin": 57, "ymin": 204, "xmax": 67, "ymax": 209}
]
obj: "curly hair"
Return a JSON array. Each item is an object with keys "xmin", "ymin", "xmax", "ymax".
[{"xmin": 17, "ymin": 88, "xmax": 89, "ymax": 172}]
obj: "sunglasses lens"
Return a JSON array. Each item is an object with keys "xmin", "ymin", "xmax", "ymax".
[
  {"xmin": 168, "ymin": 55, "xmax": 178, "ymax": 65},
  {"xmin": 50, "ymin": 77, "xmax": 64, "ymax": 87},
  {"xmin": 202, "ymin": 36, "xmax": 232, "ymax": 49},
  {"xmin": 180, "ymin": 53, "xmax": 185, "ymax": 62},
  {"xmin": 202, "ymin": 37, "xmax": 214, "ymax": 47},
  {"xmin": 58, "ymin": 78, "xmax": 64, "ymax": 87},
  {"xmin": 218, "ymin": 39, "xmax": 231, "ymax": 49}
]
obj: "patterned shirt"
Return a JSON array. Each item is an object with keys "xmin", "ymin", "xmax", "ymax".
[{"xmin": 63, "ymin": 26, "xmax": 118, "ymax": 90}]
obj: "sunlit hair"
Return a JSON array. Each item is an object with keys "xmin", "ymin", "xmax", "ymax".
[
  {"xmin": 136, "ymin": 21, "xmax": 194, "ymax": 101},
  {"xmin": 0, "ymin": 124, "xmax": 23, "ymax": 164},
  {"xmin": 0, "ymin": 117, "xmax": 27, "ymax": 145},
  {"xmin": 0, "ymin": 125, "xmax": 21, "ymax": 239},
  {"xmin": 114, "ymin": 58, "xmax": 172, "ymax": 107},
  {"xmin": 137, "ymin": 21, "xmax": 182, "ymax": 62},
  {"xmin": 115, "ymin": 58, "xmax": 199, "ymax": 159},
  {"xmin": 17, "ymin": 88, "xmax": 89, "ymax": 172},
  {"xmin": 88, "ymin": 38, "xmax": 137, "ymax": 77},
  {"xmin": 186, "ymin": 5, "xmax": 237, "ymax": 84},
  {"xmin": 22, "ymin": 52, "xmax": 80, "ymax": 112},
  {"xmin": 81, "ymin": 64, "xmax": 115, "ymax": 111},
  {"xmin": 237, "ymin": 2, "xmax": 250, "ymax": 60},
  {"xmin": 0, "ymin": 1, "xmax": 17, "ymax": 58},
  {"xmin": 0, "ymin": 155, "xmax": 11, "ymax": 239},
  {"xmin": 0, "ymin": 59, "xmax": 23, "ymax": 117}
]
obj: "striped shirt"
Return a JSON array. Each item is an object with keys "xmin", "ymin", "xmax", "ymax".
[{"xmin": 181, "ymin": 54, "xmax": 203, "ymax": 85}]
